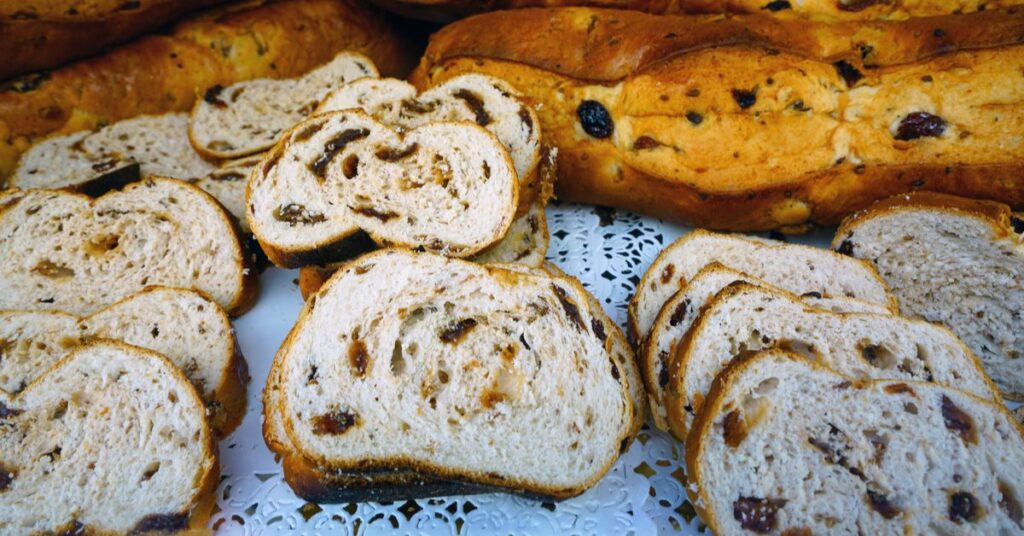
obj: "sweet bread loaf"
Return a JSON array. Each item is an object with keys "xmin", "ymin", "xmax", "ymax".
[
  {"xmin": 686, "ymin": 349, "xmax": 1024, "ymax": 535},
  {"xmin": 412, "ymin": 7, "xmax": 1024, "ymax": 230},
  {"xmin": 835, "ymin": 191, "xmax": 1024, "ymax": 401},
  {"xmin": 191, "ymin": 155, "xmax": 263, "ymax": 233},
  {"xmin": 0, "ymin": 178, "xmax": 257, "ymax": 316},
  {"xmin": 0, "ymin": 287, "xmax": 248, "ymax": 435},
  {"xmin": 266, "ymin": 249, "xmax": 637, "ymax": 501},
  {"xmin": 246, "ymin": 110, "xmax": 518, "ymax": 268},
  {"xmin": 0, "ymin": 0, "xmax": 417, "ymax": 180},
  {"xmin": 0, "ymin": 341, "xmax": 218, "ymax": 533},
  {"xmin": 666, "ymin": 283, "xmax": 1000, "ymax": 440}
]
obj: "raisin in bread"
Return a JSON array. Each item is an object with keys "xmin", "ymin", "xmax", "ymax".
[
  {"xmin": 0, "ymin": 341, "xmax": 218, "ymax": 533},
  {"xmin": 0, "ymin": 287, "xmax": 247, "ymax": 435},
  {"xmin": 642, "ymin": 262, "xmax": 893, "ymax": 431},
  {"xmin": 247, "ymin": 110, "xmax": 519, "ymax": 268},
  {"xmin": 687, "ymin": 349, "xmax": 1024, "ymax": 535},
  {"xmin": 318, "ymin": 75, "xmax": 544, "ymax": 215},
  {"xmin": 191, "ymin": 155, "xmax": 263, "ymax": 233},
  {"xmin": 666, "ymin": 283, "xmax": 1000, "ymax": 441},
  {"xmin": 629, "ymin": 230, "xmax": 894, "ymax": 345},
  {"xmin": 835, "ymin": 191, "xmax": 1024, "ymax": 402},
  {"xmin": 189, "ymin": 52, "xmax": 379, "ymax": 159},
  {"xmin": 267, "ymin": 249, "xmax": 635, "ymax": 500},
  {"xmin": 0, "ymin": 178, "xmax": 256, "ymax": 316}
]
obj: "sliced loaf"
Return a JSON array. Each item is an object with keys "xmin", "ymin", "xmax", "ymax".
[
  {"xmin": 0, "ymin": 178, "xmax": 256, "ymax": 316},
  {"xmin": 642, "ymin": 263, "xmax": 892, "ymax": 431},
  {"xmin": 666, "ymin": 283, "xmax": 999, "ymax": 441},
  {"xmin": 190, "ymin": 155, "xmax": 263, "ymax": 233},
  {"xmin": 0, "ymin": 341, "xmax": 218, "ymax": 533},
  {"xmin": 835, "ymin": 191, "xmax": 1024, "ymax": 401},
  {"xmin": 687, "ymin": 349, "xmax": 1024, "ymax": 535},
  {"xmin": 247, "ymin": 110, "xmax": 518, "ymax": 268},
  {"xmin": 189, "ymin": 52, "xmax": 379, "ymax": 159},
  {"xmin": 0, "ymin": 287, "xmax": 247, "ymax": 435},
  {"xmin": 267, "ymin": 249, "xmax": 634, "ymax": 500},
  {"xmin": 629, "ymin": 230, "xmax": 895, "ymax": 345}
]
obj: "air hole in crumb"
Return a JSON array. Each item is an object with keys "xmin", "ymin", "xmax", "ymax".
[
  {"xmin": 390, "ymin": 341, "xmax": 406, "ymax": 376},
  {"xmin": 141, "ymin": 461, "xmax": 160, "ymax": 482},
  {"xmin": 904, "ymin": 402, "xmax": 918, "ymax": 414}
]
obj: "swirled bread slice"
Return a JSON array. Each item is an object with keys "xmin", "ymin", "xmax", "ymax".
[
  {"xmin": 247, "ymin": 110, "xmax": 518, "ymax": 268},
  {"xmin": 190, "ymin": 155, "xmax": 263, "ymax": 233},
  {"xmin": 666, "ymin": 283, "xmax": 999, "ymax": 441},
  {"xmin": 10, "ymin": 113, "xmax": 215, "ymax": 194},
  {"xmin": 835, "ymin": 192, "xmax": 1024, "ymax": 401},
  {"xmin": 687, "ymin": 350, "xmax": 1024, "ymax": 535},
  {"xmin": 0, "ymin": 178, "xmax": 256, "ymax": 316},
  {"xmin": 269, "ymin": 249, "xmax": 634, "ymax": 500},
  {"xmin": 318, "ymin": 75, "xmax": 542, "ymax": 215},
  {"xmin": 629, "ymin": 230, "xmax": 895, "ymax": 345},
  {"xmin": 0, "ymin": 341, "xmax": 218, "ymax": 534},
  {"xmin": 643, "ymin": 263, "xmax": 892, "ymax": 431},
  {"xmin": 0, "ymin": 287, "xmax": 247, "ymax": 435},
  {"xmin": 189, "ymin": 52, "xmax": 379, "ymax": 159}
]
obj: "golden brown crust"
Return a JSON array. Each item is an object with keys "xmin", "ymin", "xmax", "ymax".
[{"xmin": 298, "ymin": 265, "xmax": 336, "ymax": 301}]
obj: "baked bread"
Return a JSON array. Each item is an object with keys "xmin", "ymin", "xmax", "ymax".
[
  {"xmin": 412, "ymin": 7, "xmax": 1024, "ymax": 231},
  {"xmin": 0, "ymin": 0, "xmax": 418, "ymax": 180},
  {"xmin": 247, "ymin": 110, "xmax": 519, "ymax": 268},
  {"xmin": 666, "ymin": 283, "xmax": 1000, "ymax": 441},
  {"xmin": 191, "ymin": 155, "xmax": 263, "ymax": 234},
  {"xmin": 0, "ymin": 341, "xmax": 218, "ymax": 533},
  {"xmin": 266, "ymin": 249, "xmax": 636, "ymax": 501},
  {"xmin": 318, "ymin": 75, "xmax": 544, "ymax": 215},
  {"xmin": 642, "ymin": 262, "xmax": 892, "ymax": 431},
  {"xmin": 1016, "ymin": 405, "xmax": 1024, "ymax": 426},
  {"xmin": 0, "ymin": 286, "xmax": 248, "ymax": 436},
  {"xmin": 686, "ymin": 349, "xmax": 1024, "ymax": 535},
  {"xmin": 629, "ymin": 230, "xmax": 893, "ymax": 345},
  {"xmin": 834, "ymin": 192, "xmax": 1024, "ymax": 402},
  {"xmin": 188, "ymin": 52, "xmax": 380, "ymax": 159},
  {"xmin": 0, "ymin": 178, "xmax": 257, "ymax": 316}
]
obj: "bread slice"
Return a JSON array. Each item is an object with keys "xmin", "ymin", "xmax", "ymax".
[
  {"xmin": 0, "ymin": 340, "xmax": 218, "ymax": 533},
  {"xmin": 188, "ymin": 52, "xmax": 380, "ymax": 159},
  {"xmin": 318, "ymin": 75, "xmax": 543, "ymax": 215},
  {"xmin": 10, "ymin": 113, "xmax": 216, "ymax": 194},
  {"xmin": 1015, "ymin": 405, "xmax": 1024, "ymax": 426},
  {"xmin": 247, "ymin": 110, "xmax": 519, "ymax": 268},
  {"xmin": 629, "ymin": 230, "xmax": 895, "ymax": 345},
  {"xmin": 267, "ymin": 249, "xmax": 635, "ymax": 501},
  {"xmin": 0, "ymin": 178, "xmax": 257, "ymax": 316},
  {"xmin": 190, "ymin": 154, "xmax": 263, "ymax": 234},
  {"xmin": 835, "ymin": 191, "xmax": 1024, "ymax": 401},
  {"xmin": 0, "ymin": 287, "xmax": 248, "ymax": 436},
  {"xmin": 666, "ymin": 283, "xmax": 1000, "ymax": 441},
  {"xmin": 686, "ymin": 349, "xmax": 1024, "ymax": 535},
  {"xmin": 642, "ymin": 263, "xmax": 893, "ymax": 431}
]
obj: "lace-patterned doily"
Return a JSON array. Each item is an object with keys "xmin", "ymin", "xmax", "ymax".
[{"xmin": 209, "ymin": 202, "xmax": 867, "ymax": 534}]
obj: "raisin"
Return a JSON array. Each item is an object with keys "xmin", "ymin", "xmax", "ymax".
[
  {"xmin": 310, "ymin": 128, "xmax": 370, "ymax": 179},
  {"xmin": 801, "ymin": 291, "xmax": 822, "ymax": 299},
  {"xmin": 519, "ymin": 106, "xmax": 534, "ymax": 136},
  {"xmin": 686, "ymin": 111, "xmax": 704, "ymax": 125},
  {"xmin": 591, "ymin": 318, "xmax": 608, "ymax": 342},
  {"xmin": 669, "ymin": 300, "xmax": 690, "ymax": 327},
  {"xmin": 661, "ymin": 264, "xmax": 675, "ymax": 284},
  {"xmin": 342, "ymin": 155, "xmax": 359, "ymax": 179},
  {"xmin": 867, "ymin": 490, "xmax": 901, "ymax": 519},
  {"xmin": 130, "ymin": 514, "xmax": 187, "ymax": 533},
  {"xmin": 553, "ymin": 285, "xmax": 585, "ymax": 331},
  {"xmin": 941, "ymin": 395, "xmax": 976, "ymax": 444},
  {"xmin": 733, "ymin": 496, "xmax": 786, "ymax": 533},
  {"xmin": 894, "ymin": 112, "xmax": 947, "ymax": 141},
  {"xmin": 91, "ymin": 160, "xmax": 120, "ymax": 173},
  {"xmin": 883, "ymin": 383, "xmax": 915, "ymax": 395},
  {"xmin": 949, "ymin": 491, "xmax": 979, "ymax": 523},
  {"xmin": 731, "ymin": 88, "xmax": 757, "ymax": 110},
  {"xmin": 609, "ymin": 358, "xmax": 621, "ymax": 381},
  {"xmin": 1010, "ymin": 216, "xmax": 1024, "ymax": 234},
  {"xmin": 834, "ymin": 60, "xmax": 864, "ymax": 87},
  {"xmin": 723, "ymin": 410, "xmax": 748, "ymax": 447},
  {"xmin": 273, "ymin": 203, "xmax": 326, "ymax": 226},
  {"xmin": 209, "ymin": 171, "xmax": 245, "ymax": 182},
  {"xmin": 203, "ymin": 85, "xmax": 227, "ymax": 108},
  {"xmin": 453, "ymin": 89, "xmax": 492, "ymax": 126},
  {"xmin": 762, "ymin": 0, "xmax": 791, "ymax": 10},
  {"xmin": 838, "ymin": 0, "xmax": 881, "ymax": 12},
  {"xmin": 32, "ymin": 260, "xmax": 74, "ymax": 278},
  {"xmin": 0, "ymin": 464, "xmax": 13, "ymax": 492},
  {"xmin": 351, "ymin": 206, "xmax": 397, "ymax": 222},
  {"xmin": 349, "ymin": 340, "xmax": 369, "ymax": 377},
  {"xmin": 480, "ymin": 390, "xmax": 506, "ymax": 409},
  {"xmin": 306, "ymin": 365, "xmax": 318, "ymax": 385},
  {"xmin": 439, "ymin": 318, "xmax": 478, "ymax": 344},
  {"xmin": 293, "ymin": 122, "xmax": 323, "ymax": 142},
  {"xmin": 836, "ymin": 239, "xmax": 855, "ymax": 256},
  {"xmin": 312, "ymin": 410, "xmax": 359, "ymax": 435},
  {"xmin": 577, "ymin": 100, "xmax": 614, "ymax": 138},
  {"xmin": 375, "ymin": 143, "xmax": 419, "ymax": 162},
  {"xmin": 401, "ymin": 99, "xmax": 436, "ymax": 114},
  {"xmin": 633, "ymin": 136, "xmax": 660, "ymax": 150},
  {"xmin": 861, "ymin": 344, "xmax": 881, "ymax": 364}
]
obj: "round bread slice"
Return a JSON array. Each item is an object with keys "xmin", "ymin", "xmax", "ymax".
[
  {"xmin": 686, "ymin": 349, "xmax": 1024, "ymax": 535},
  {"xmin": 0, "ymin": 287, "xmax": 248, "ymax": 436},
  {"xmin": 247, "ymin": 110, "xmax": 519, "ymax": 268},
  {"xmin": 190, "ymin": 154, "xmax": 263, "ymax": 233},
  {"xmin": 666, "ymin": 283, "xmax": 1000, "ymax": 441},
  {"xmin": 0, "ymin": 341, "xmax": 218, "ymax": 533},
  {"xmin": 270, "ymin": 249, "xmax": 634, "ymax": 500},
  {"xmin": 0, "ymin": 178, "xmax": 257, "ymax": 316},
  {"xmin": 188, "ymin": 52, "xmax": 380, "ymax": 159},
  {"xmin": 835, "ymin": 191, "xmax": 1024, "ymax": 401}
]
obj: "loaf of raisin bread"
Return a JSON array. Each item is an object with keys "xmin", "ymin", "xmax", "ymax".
[
  {"xmin": 191, "ymin": 155, "xmax": 263, "ymax": 233},
  {"xmin": 687, "ymin": 349, "xmax": 1024, "ymax": 535},
  {"xmin": 189, "ymin": 53, "xmax": 380, "ymax": 159},
  {"xmin": 247, "ymin": 110, "xmax": 519, "ymax": 268},
  {"xmin": 412, "ymin": 8, "xmax": 1024, "ymax": 230},
  {"xmin": 666, "ymin": 283, "xmax": 1000, "ymax": 441},
  {"xmin": 266, "ymin": 249, "xmax": 636, "ymax": 501},
  {"xmin": 0, "ymin": 178, "xmax": 256, "ymax": 316},
  {"xmin": 835, "ymin": 192, "xmax": 1024, "ymax": 402},
  {"xmin": 0, "ymin": 341, "xmax": 218, "ymax": 533},
  {"xmin": 629, "ymin": 230, "xmax": 893, "ymax": 345},
  {"xmin": 642, "ymin": 262, "xmax": 892, "ymax": 431},
  {"xmin": 0, "ymin": 287, "xmax": 248, "ymax": 435}
]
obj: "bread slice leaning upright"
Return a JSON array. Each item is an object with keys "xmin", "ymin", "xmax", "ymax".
[
  {"xmin": 835, "ymin": 191, "xmax": 1024, "ymax": 401},
  {"xmin": 0, "ymin": 341, "xmax": 218, "ymax": 534},
  {"xmin": 686, "ymin": 349, "xmax": 1024, "ymax": 535}
]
